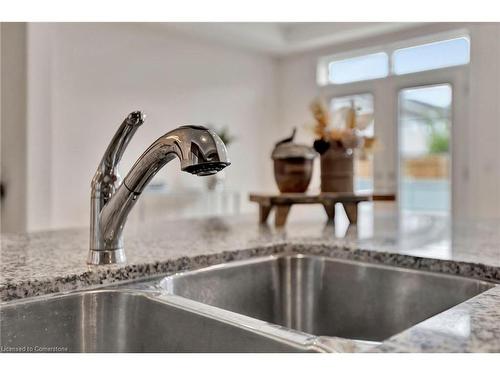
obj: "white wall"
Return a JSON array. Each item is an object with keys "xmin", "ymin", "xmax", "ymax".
[
  {"xmin": 466, "ymin": 24, "xmax": 500, "ymax": 219},
  {"xmin": 25, "ymin": 23, "xmax": 280, "ymax": 231},
  {"xmin": 4, "ymin": 22, "xmax": 499, "ymax": 232},
  {"xmin": 277, "ymin": 22, "xmax": 500, "ymax": 220},
  {"xmin": 1, "ymin": 23, "xmax": 28, "ymax": 232}
]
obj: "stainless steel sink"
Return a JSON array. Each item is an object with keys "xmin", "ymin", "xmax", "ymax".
[
  {"xmin": 161, "ymin": 254, "xmax": 495, "ymax": 344},
  {"xmin": 2, "ymin": 254, "xmax": 494, "ymax": 353},
  {"xmin": 0, "ymin": 290, "xmax": 316, "ymax": 352}
]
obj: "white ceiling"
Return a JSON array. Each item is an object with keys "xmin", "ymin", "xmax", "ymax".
[{"xmin": 159, "ymin": 22, "xmax": 422, "ymax": 55}]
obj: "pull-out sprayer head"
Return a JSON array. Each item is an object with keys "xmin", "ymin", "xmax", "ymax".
[
  {"xmin": 177, "ymin": 125, "xmax": 231, "ymax": 176},
  {"xmin": 184, "ymin": 161, "xmax": 229, "ymax": 176}
]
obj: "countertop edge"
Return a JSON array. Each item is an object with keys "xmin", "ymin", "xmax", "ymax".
[{"xmin": 2, "ymin": 240, "xmax": 499, "ymax": 302}]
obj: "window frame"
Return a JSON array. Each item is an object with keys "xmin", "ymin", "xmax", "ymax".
[
  {"xmin": 320, "ymin": 64, "xmax": 469, "ymax": 219},
  {"xmin": 317, "ymin": 29, "xmax": 470, "ymax": 87}
]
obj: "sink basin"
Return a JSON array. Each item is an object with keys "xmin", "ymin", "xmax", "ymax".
[
  {"xmin": 2, "ymin": 254, "xmax": 494, "ymax": 353},
  {"xmin": 0, "ymin": 290, "xmax": 314, "ymax": 352},
  {"xmin": 161, "ymin": 254, "xmax": 495, "ymax": 343}
]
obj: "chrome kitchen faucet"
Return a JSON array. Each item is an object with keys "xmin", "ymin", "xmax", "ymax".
[{"xmin": 89, "ymin": 111, "xmax": 230, "ymax": 265}]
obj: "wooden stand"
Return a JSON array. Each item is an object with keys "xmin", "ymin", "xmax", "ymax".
[{"xmin": 249, "ymin": 192, "xmax": 395, "ymax": 227}]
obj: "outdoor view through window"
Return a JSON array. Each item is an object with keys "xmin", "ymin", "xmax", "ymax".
[{"xmin": 399, "ymin": 85, "xmax": 452, "ymax": 215}]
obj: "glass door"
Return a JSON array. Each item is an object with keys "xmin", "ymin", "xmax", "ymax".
[{"xmin": 398, "ymin": 84, "xmax": 452, "ymax": 215}]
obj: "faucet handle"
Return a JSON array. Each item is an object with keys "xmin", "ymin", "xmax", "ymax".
[
  {"xmin": 103, "ymin": 111, "xmax": 145, "ymax": 170},
  {"xmin": 125, "ymin": 110, "xmax": 145, "ymax": 128},
  {"xmin": 91, "ymin": 111, "xmax": 145, "ymax": 200}
]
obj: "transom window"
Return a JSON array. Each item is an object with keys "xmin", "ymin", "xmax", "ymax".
[
  {"xmin": 318, "ymin": 33, "xmax": 470, "ymax": 85},
  {"xmin": 392, "ymin": 37, "xmax": 470, "ymax": 75},
  {"xmin": 328, "ymin": 52, "xmax": 389, "ymax": 84}
]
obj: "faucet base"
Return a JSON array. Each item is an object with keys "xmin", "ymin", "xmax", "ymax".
[{"xmin": 87, "ymin": 249, "xmax": 126, "ymax": 265}]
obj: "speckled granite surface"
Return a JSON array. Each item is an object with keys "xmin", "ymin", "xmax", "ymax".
[
  {"xmin": 2, "ymin": 210, "xmax": 499, "ymax": 301},
  {"xmin": 374, "ymin": 285, "xmax": 500, "ymax": 352},
  {"xmin": 1, "ymin": 208, "xmax": 500, "ymax": 352}
]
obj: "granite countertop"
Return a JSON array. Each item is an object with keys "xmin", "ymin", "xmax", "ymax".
[{"xmin": 1, "ymin": 208, "xmax": 500, "ymax": 352}]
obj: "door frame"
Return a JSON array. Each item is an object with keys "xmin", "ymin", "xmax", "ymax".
[{"xmin": 320, "ymin": 65, "xmax": 469, "ymax": 218}]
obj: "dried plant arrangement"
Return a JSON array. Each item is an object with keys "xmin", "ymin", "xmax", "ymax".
[{"xmin": 309, "ymin": 98, "xmax": 378, "ymax": 158}]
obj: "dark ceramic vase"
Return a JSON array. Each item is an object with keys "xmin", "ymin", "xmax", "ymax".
[
  {"xmin": 273, "ymin": 158, "xmax": 313, "ymax": 193},
  {"xmin": 271, "ymin": 142, "xmax": 317, "ymax": 193}
]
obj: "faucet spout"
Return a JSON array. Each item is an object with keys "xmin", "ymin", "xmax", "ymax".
[{"xmin": 88, "ymin": 113, "xmax": 230, "ymax": 265}]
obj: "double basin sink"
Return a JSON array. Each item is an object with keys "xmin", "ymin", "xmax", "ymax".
[{"xmin": 1, "ymin": 254, "xmax": 494, "ymax": 352}]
